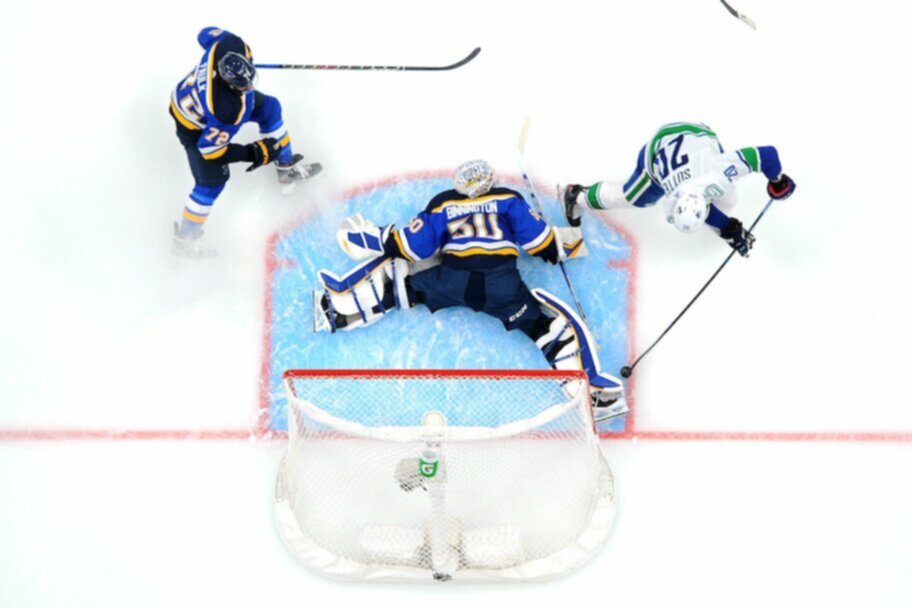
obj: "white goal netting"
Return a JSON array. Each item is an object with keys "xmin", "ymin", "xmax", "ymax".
[{"xmin": 274, "ymin": 370, "xmax": 616, "ymax": 582}]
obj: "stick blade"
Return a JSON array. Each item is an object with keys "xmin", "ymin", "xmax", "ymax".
[
  {"xmin": 739, "ymin": 13, "xmax": 757, "ymax": 30},
  {"xmin": 517, "ymin": 115, "xmax": 532, "ymax": 154}
]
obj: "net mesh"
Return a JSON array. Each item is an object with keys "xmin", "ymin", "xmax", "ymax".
[{"xmin": 274, "ymin": 370, "xmax": 615, "ymax": 582}]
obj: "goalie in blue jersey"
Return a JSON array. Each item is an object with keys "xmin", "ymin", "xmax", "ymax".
[
  {"xmin": 314, "ymin": 160, "xmax": 627, "ymax": 421},
  {"xmin": 169, "ymin": 27, "xmax": 322, "ymax": 257}
]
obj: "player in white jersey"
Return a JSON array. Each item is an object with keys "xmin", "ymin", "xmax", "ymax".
[{"xmin": 562, "ymin": 122, "xmax": 795, "ymax": 256}]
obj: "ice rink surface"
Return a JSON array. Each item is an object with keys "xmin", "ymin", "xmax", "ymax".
[{"xmin": 2, "ymin": 0, "xmax": 911, "ymax": 605}]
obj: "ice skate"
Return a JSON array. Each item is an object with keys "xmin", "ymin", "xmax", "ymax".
[
  {"xmin": 171, "ymin": 222, "xmax": 217, "ymax": 259},
  {"xmin": 277, "ymin": 153, "xmax": 323, "ymax": 194},
  {"xmin": 591, "ymin": 390, "xmax": 629, "ymax": 422}
]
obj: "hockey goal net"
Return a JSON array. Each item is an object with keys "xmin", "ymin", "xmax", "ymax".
[{"xmin": 274, "ymin": 369, "xmax": 615, "ymax": 582}]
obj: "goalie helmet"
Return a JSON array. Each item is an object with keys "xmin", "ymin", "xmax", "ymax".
[
  {"xmin": 217, "ymin": 51, "xmax": 257, "ymax": 91},
  {"xmin": 454, "ymin": 160, "xmax": 495, "ymax": 198},
  {"xmin": 670, "ymin": 186, "xmax": 710, "ymax": 233}
]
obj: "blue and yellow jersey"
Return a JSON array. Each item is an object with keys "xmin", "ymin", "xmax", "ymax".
[
  {"xmin": 387, "ymin": 187, "xmax": 557, "ymax": 269},
  {"xmin": 169, "ymin": 27, "xmax": 258, "ymax": 160}
]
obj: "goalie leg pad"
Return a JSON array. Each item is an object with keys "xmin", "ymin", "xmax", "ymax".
[
  {"xmin": 531, "ymin": 289, "xmax": 624, "ymax": 399},
  {"xmin": 316, "ymin": 256, "xmax": 412, "ymax": 332}
]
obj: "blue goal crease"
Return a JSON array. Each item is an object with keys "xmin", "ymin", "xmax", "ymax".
[{"xmin": 265, "ymin": 177, "xmax": 632, "ymax": 433}]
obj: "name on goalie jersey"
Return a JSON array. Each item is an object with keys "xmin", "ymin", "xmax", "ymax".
[{"xmin": 445, "ymin": 201, "xmax": 498, "ymax": 220}]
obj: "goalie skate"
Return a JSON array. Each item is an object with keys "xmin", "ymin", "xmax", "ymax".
[
  {"xmin": 277, "ymin": 153, "xmax": 323, "ymax": 194},
  {"xmin": 591, "ymin": 393, "xmax": 629, "ymax": 422}
]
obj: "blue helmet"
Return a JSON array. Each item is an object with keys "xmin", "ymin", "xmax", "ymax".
[{"xmin": 217, "ymin": 51, "xmax": 256, "ymax": 91}]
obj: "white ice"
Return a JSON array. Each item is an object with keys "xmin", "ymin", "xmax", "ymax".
[{"xmin": 1, "ymin": 0, "xmax": 911, "ymax": 606}]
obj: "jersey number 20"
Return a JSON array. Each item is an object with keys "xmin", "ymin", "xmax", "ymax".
[{"xmin": 653, "ymin": 134, "xmax": 689, "ymax": 179}]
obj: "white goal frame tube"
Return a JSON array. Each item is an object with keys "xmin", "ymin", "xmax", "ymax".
[{"xmin": 283, "ymin": 376, "xmax": 590, "ymax": 442}]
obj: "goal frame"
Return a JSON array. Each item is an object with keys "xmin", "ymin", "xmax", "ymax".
[{"xmin": 276, "ymin": 368, "xmax": 613, "ymax": 582}]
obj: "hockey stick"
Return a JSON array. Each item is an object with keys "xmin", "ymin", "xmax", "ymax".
[
  {"xmin": 720, "ymin": 0, "xmax": 757, "ymax": 30},
  {"xmin": 620, "ymin": 198, "xmax": 774, "ymax": 378},
  {"xmin": 255, "ymin": 47, "xmax": 481, "ymax": 71},
  {"xmin": 517, "ymin": 117, "xmax": 594, "ymax": 335}
]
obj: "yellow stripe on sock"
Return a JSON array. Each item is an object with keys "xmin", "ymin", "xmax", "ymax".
[{"xmin": 183, "ymin": 209, "xmax": 209, "ymax": 223}]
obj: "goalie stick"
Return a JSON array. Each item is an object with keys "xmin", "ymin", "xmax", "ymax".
[
  {"xmin": 720, "ymin": 0, "xmax": 757, "ymax": 30},
  {"xmin": 620, "ymin": 198, "xmax": 775, "ymax": 378},
  {"xmin": 517, "ymin": 117, "xmax": 595, "ymax": 343},
  {"xmin": 256, "ymin": 47, "xmax": 481, "ymax": 71}
]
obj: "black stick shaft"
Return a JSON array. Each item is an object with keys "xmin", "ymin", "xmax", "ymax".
[
  {"xmin": 255, "ymin": 47, "xmax": 481, "ymax": 71},
  {"xmin": 719, "ymin": 0, "xmax": 757, "ymax": 29},
  {"xmin": 624, "ymin": 198, "xmax": 774, "ymax": 376},
  {"xmin": 720, "ymin": 0, "xmax": 740, "ymax": 17}
]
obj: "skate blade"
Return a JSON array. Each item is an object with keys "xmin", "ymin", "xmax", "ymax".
[
  {"xmin": 280, "ymin": 163, "xmax": 324, "ymax": 195},
  {"xmin": 171, "ymin": 246, "xmax": 218, "ymax": 260}
]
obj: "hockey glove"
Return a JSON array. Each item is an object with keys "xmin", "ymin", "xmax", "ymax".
[
  {"xmin": 767, "ymin": 173, "xmax": 795, "ymax": 200},
  {"xmin": 720, "ymin": 217, "xmax": 755, "ymax": 257},
  {"xmin": 563, "ymin": 184, "xmax": 584, "ymax": 227},
  {"xmin": 245, "ymin": 137, "xmax": 280, "ymax": 172}
]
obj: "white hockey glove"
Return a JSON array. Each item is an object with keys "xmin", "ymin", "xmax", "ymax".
[
  {"xmin": 555, "ymin": 227, "xmax": 589, "ymax": 260},
  {"xmin": 395, "ymin": 457, "xmax": 425, "ymax": 492},
  {"xmin": 336, "ymin": 214, "xmax": 393, "ymax": 260}
]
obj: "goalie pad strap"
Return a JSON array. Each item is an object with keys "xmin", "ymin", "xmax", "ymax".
[
  {"xmin": 316, "ymin": 256, "xmax": 412, "ymax": 332},
  {"xmin": 319, "ymin": 255, "xmax": 388, "ymax": 294}
]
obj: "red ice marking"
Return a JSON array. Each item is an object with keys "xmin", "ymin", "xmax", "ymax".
[
  {"xmin": 261, "ymin": 172, "xmax": 617, "ymax": 434},
  {"xmin": 4, "ymin": 173, "xmax": 911, "ymax": 445},
  {"xmin": 0, "ymin": 429, "xmax": 252, "ymax": 441},
  {"xmin": 593, "ymin": 212, "xmax": 639, "ymax": 439},
  {"xmin": 631, "ymin": 430, "xmax": 912, "ymax": 443},
  {"xmin": 257, "ymin": 231, "xmax": 282, "ymax": 439}
]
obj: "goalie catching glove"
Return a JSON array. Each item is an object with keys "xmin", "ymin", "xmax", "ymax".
[{"xmin": 336, "ymin": 214, "xmax": 394, "ymax": 260}]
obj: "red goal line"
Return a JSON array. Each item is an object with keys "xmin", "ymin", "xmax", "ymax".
[{"xmin": 1, "ymin": 427, "xmax": 910, "ymax": 444}]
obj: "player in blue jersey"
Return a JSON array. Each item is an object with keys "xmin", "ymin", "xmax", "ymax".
[
  {"xmin": 562, "ymin": 122, "xmax": 795, "ymax": 257},
  {"xmin": 169, "ymin": 27, "xmax": 322, "ymax": 257},
  {"xmin": 314, "ymin": 160, "xmax": 628, "ymax": 421}
]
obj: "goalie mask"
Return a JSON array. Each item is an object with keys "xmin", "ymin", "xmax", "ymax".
[
  {"xmin": 670, "ymin": 187, "xmax": 710, "ymax": 234},
  {"xmin": 454, "ymin": 160, "xmax": 495, "ymax": 199}
]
